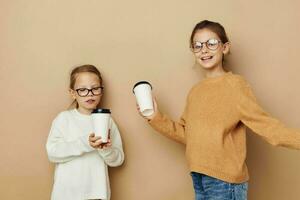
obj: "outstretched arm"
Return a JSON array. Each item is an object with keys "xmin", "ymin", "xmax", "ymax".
[{"xmin": 237, "ymin": 78, "xmax": 300, "ymax": 149}]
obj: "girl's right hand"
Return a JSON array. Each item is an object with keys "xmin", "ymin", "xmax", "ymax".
[
  {"xmin": 136, "ymin": 97, "xmax": 158, "ymax": 121},
  {"xmin": 89, "ymin": 132, "xmax": 112, "ymax": 149},
  {"xmin": 89, "ymin": 133, "xmax": 102, "ymax": 148}
]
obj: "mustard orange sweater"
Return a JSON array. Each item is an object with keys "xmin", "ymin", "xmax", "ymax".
[{"xmin": 149, "ymin": 72, "xmax": 300, "ymax": 183}]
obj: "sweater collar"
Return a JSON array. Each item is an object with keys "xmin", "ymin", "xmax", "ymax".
[
  {"xmin": 202, "ymin": 71, "xmax": 232, "ymax": 83},
  {"xmin": 72, "ymin": 109, "xmax": 92, "ymax": 120}
]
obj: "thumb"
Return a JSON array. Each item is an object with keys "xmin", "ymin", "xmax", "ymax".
[
  {"xmin": 153, "ymin": 97, "xmax": 158, "ymax": 111},
  {"xmin": 89, "ymin": 133, "xmax": 95, "ymax": 137}
]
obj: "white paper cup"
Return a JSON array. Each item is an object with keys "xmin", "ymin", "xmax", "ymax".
[
  {"xmin": 91, "ymin": 109, "xmax": 111, "ymax": 143},
  {"xmin": 133, "ymin": 81, "xmax": 154, "ymax": 117}
]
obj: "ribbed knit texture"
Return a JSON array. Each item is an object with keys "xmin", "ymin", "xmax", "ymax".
[{"xmin": 149, "ymin": 72, "xmax": 300, "ymax": 183}]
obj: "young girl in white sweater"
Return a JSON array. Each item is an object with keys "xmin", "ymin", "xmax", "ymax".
[{"xmin": 46, "ymin": 64, "xmax": 124, "ymax": 200}]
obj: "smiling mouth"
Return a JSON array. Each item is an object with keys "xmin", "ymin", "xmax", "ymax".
[{"xmin": 201, "ymin": 56, "xmax": 213, "ymax": 61}]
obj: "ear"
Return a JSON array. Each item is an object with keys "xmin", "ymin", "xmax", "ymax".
[
  {"xmin": 69, "ymin": 88, "xmax": 76, "ymax": 99},
  {"xmin": 222, "ymin": 42, "xmax": 231, "ymax": 55}
]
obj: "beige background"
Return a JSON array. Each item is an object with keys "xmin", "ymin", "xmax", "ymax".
[{"xmin": 1, "ymin": 0, "xmax": 300, "ymax": 199}]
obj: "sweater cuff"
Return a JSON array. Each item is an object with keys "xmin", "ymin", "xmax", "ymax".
[
  {"xmin": 148, "ymin": 111, "xmax": 163, "ymax": 124},
  {"xmin": 98, "ymin": 147, "xmax": 114, "ymax": 156}
]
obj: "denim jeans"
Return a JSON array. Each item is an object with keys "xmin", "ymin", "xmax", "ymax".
[{"xmin": 190, "ymin": 172, "xmax": 248, "ymax": 200}]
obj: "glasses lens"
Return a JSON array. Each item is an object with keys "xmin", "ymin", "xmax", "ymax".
[
  {"xmin": 92, "ymin": 87, "xmax": 102, "ymax": 95},
  {"xmin": 192, "ymin": 41, "xmax": 203, "ymax": 52},
  {"xmin": 207, "ymin": 39, "xmax": 219, "ymax": 50},
  {"xmin": 77, "ymin": 88, "xmax": 89, "ymax": 97}
]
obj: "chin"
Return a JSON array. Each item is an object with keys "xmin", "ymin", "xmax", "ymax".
[
  {"xmin": 199, "ymin": 64, "xmax": 216, "ymax": 70},
  {"xmin": 85, "ymin": 105, "xmax": 97, "ymax": 110}
]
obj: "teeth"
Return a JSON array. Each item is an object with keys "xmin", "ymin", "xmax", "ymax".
[{"xmin": 201, "ymin": 56, "xmax": 212, "ymax": 60}]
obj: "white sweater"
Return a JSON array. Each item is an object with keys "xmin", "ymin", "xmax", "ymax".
[{"xmin": 46, "ymin": 109, "xmax": 124, "ymax": 200}]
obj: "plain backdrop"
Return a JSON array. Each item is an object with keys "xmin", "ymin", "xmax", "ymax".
[{"xmin": 1, "ymin": 0, "xmax": 300, "ymax": 199}]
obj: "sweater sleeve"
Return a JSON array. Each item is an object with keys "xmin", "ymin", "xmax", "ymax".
[
  {"xmin": 98, "ymin": 118, "xmax": 125, "ymax": 167},
  {"xmin": 236, "ymin": 77, "xmax": 300, "ymax": 149},
  {"xmin": 148, "ymin": 103, "xmax": 188, "ymax": 144},
  {"xmin": 46, "ymin": 115, "xmax": 94, "ymax": 163}
]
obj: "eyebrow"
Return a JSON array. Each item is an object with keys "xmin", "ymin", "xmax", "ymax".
[
  {"xmin": 193, "ymin": 38, "xmax": 218, "ymax": 43},
  {"xmin": 76, "ymin": 84, "xmax": 101, "ymax": 88}
]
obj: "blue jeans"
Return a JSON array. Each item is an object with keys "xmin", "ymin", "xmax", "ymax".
[{"xmin": 190, "ymin": 172, "xmax": 248, "ymax": 200}]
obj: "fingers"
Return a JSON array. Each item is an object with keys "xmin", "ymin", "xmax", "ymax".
[
  {"xmin": 102, "ymin": 130, "xmax": 112, "ymax": 148},
  {"xmin": 89, "ymin": 139, "xmax": 102, "ymax": 148},
  {"xmin": 153, "ymin": 97, "xmax": 158, "ymax": 111},
  {"xmin": 89, "ymin": 133, "xmax": 103, "ymax": 148},
  {"xmin": 136, "ymin": 103, "xmax": 143, "ymax": 116},
  {"xmin": 89, "ymin": 132, "xmax": 112, "ymax": 149},
  {"xmin": 89, "ymin": 133, "xmax": 101, "ymax": 142},
  {"xmin": 108, "ymin": 130, "xmax": 111, "ymax": 140},
  {"xmin": 101, "ymin": 139, "xmax": 112, "ymax": 149},
  {"xmin": 136, "ymin": 102, "xmax": 141, "ymax": 111},
  {"xmin": 140, "ymin": 96, "xmax": 158, "ymax": 121},
  {"xmin": 136, "ymin": 101, "xmax": 152, "ymax": 119}
]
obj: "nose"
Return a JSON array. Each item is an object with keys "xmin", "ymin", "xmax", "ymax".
[
  {"xmin": 87, "ymin": 90, "xmax": 94, "ymax": 96},
  {"xmin": 201, "ymin": 44, "xmax": 208, "ymax": 53}
]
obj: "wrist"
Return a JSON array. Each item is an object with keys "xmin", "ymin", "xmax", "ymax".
[{"xmin": 146, "ymin": 110, "xmax": 159, "ymax": 122}]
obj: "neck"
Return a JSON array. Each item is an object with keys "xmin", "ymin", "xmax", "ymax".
[
  {"xmin": 77, "ymin": 107, "xmax": 92, "ymax": 115},
  {"xmin": 204, "ymin": 65, "xmax": 227, "ymax": 78}
]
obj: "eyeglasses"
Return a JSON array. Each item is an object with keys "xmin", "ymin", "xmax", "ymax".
[
  {"xmin": 190, "ymin": 38, "xmax": 222, "ymax": 53},
  {"xmin": 75, "ymin": 86, "xmax": 104, "ymax": 97}
]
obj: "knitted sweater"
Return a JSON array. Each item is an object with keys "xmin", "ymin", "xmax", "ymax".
[
  {"xmin": 149, "ymin": 72, "xmax": 300, "ymax": 183},
  {"xmin": 46, "ymin": 109, "xmax": 124, "ymax": 200}
]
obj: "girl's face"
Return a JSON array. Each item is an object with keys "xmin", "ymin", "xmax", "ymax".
[
  {"xmin": 191, "ymin": 28, "xmax": 230, "ymax": 70},
  {"xmin": 70, "ymin": 72, "xmax": 102, "ymax": 114}
]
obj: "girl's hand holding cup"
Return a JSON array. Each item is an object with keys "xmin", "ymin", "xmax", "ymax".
[
  {"xmin": 89, "ymin": 131, "xmax": 112, "ymax": 149},
  {"xmin": 136, "ymin": 97, "xmax": 158, "ymax": 121},
  {"xmin": 90, "ymin": 108, "xmax": 112, "ymax": 148},
  {"xmin": 133, "ymin": 81, "xmax": 158, "ymax": 121}
]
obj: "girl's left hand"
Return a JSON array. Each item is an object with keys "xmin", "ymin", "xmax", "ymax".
[{"xmin": 89, "ymin": 130, "xmax": 112, "ymax": 149}]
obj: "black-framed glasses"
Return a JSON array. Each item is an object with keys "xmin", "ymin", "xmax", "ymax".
[
  {"xmin": 190, "ymin": 38, "xmax": 222, "ymax": 53},
  {"xmin": 75, "ymin": 86, "xmax": 104, "ymax": 97}
]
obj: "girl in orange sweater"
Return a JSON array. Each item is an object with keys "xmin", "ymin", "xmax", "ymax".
[{"xmin": 137, "ymin": 20, "xmax": 300, "ymax": 200}]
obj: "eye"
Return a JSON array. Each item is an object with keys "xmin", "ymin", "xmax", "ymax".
[
  {"xmin": 193, "ymin": 41, "xmax": 202, "ymax": 49},
  {"xmin": 92, "ymin": 86, "xmax": 101, "ymax": 91},
  {"xmin": 91, "ymin": 86, "xmax": 103, "ymax": 95},
  {"xmin": 207, "ymin": 39, "xmax": 219, "ymax": 46},
  {"xmin": 78, "ymin": 88, "xmax": 87, "ymax": 92}
]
